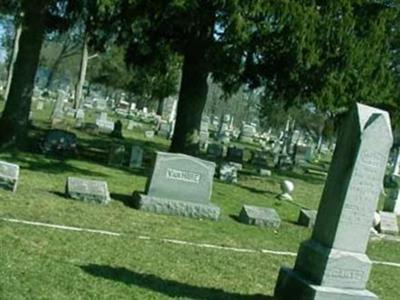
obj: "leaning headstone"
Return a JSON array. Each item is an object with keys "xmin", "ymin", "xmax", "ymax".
[
  {"xmin": 129, "ymin": 145, "xmax": 144, "ymax": 168},
  {"xmin": 297, "ymin": 209, "xmax": 317, "ymax": 228},
  {"xmin": 0, "ymin": 161, "xmax": 19, "ymax": 192},
  {"xmin": 379, "ymin": 211, "xmax": 399, "ymax": 235},
  {"xmin": 133, "ymin": 152, "xmax": 220, "ymax": 220},
  {"xmin": 239, "ymin": 205, "xmax": 281, "ymax": 228},
  {"xmin": 66, "ymin": 177, "xmax": 111, "ymax": 204},
  {"xmin": 274, "ymin": 103, "xmax": 393, "ymax": 300}
]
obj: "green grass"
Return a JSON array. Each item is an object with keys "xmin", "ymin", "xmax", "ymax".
[{"xmin": 0, "ymin": 103, "xmax": 399, "ymax": 299}]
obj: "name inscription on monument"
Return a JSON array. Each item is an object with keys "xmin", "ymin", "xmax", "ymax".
[
  {"xmin": 166, "ymin": 168, "xmax": 201, "ymax": 184},
  {"xmin": 341, "ymin": 151, "xmax": 384, "ymax": 227}
]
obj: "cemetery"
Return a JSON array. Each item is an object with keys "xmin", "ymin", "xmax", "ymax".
[{"xmin": 1, "ymin": 2, "xmax": 400, "ymax": 300}]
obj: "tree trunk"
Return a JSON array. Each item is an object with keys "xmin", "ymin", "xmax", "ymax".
[
  {"xmin": 156, "ymin": 97, "xmax": 165, "ymax": 116},
  {"xmin": 45, "ymin": 50, "xmax": 64, "ymax": 90},
  {"xmin": 73, "ymin": 32, "xmax": 89, "ymax": 110},
  {"xmin": 4, "ymin": 22, "xmax": 22, "ymax": 101},
  {"xmin": 169, "ymin": 45, "xmax": 209, "ymax": 155},
  {"xmin": 0, "ymin": 1, "xmax": 47, "ymax": 148}
]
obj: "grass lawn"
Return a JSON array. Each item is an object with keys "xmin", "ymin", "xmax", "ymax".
[{"xmin": 0, "ymin": 103, "xmax": 399, "ymax": 299}]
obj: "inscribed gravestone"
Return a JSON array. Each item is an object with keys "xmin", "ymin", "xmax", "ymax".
[
  {"xmin": 129, "ymin": 145, "xmax": 143, "ymax": 168},
  {"xmin": 379, "ymin": 211, "xmax": 399, "ymax": 235},
  {"xmin": 274, "ymin": 103, "xmax": 392, "ymax": 300},
  {"xmin": 226, "ymin": 147, "xmax": 243, "ymax": 164},
  {"xmin": 66, "ymin": 177, "xmax": 111, "ymax": 204},
  {"xmin": 134, "ymin": 152, "xmax": 220, "ymax": 220},
  {"xmin": 239, "ymin": 205, "xmax": 281, "ymax": 228},
  {"xmin": 0, "ymin": 161, "xmax": 19, "ymax": 192},
  {"xmin": 108, "ymin": 144, "xmax": 126, "ymax": 166}
]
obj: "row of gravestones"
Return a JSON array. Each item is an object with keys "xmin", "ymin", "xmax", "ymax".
[{"xmin": 0, "ymin": 103, "xmax": 399, "ymax": 299}]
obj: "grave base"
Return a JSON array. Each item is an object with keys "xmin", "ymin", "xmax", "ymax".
[
  {"xmin": 133, "ymin": 192, "xmax": 220, "ymax": 221},
  {"xmin": 274, "ymin": 268, "xmax": 377, "ymax": 300}
]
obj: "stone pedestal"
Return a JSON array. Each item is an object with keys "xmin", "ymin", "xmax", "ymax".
[{"xmin": 274, "ymin": 103, "xmax": 392, "ymax": 300}]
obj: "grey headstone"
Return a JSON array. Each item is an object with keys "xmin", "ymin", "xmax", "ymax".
[
  {"xmin": 129, "ymin": 145, "xmax": 143, "ymax": 168},
  {"xmin": 298, "ymin": 209, "xmax": 317, "ymax": 228},
  {"xmin": 0, "ymin": 161, "xmax": 19, "ymax": 192},
  {"xmin": 239, "ymin": 205, "xmax": 281, "ymax": 228},
  {"xmin": 66, "ymin": 177, "xmax": 111, "ymax": 204},
  {"xmin": 134, "ymin": 152, "xmax": 220, "ymax": 220},
  {"xmin": 379, "ymin": 211, "xmax": 399, "ymax": 235},
  {"xmin": 274, "ymin": 103, "xmax": 392, "ymax": 300}
]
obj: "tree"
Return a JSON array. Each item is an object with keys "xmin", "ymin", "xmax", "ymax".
[
  {"xmin": 0, "ymin": 0, "xmax": 51, "ymax": 147},
  {"xmin": 245, "ymin": 1, "xmax": 399, "ymax": 115},
  {"xmin": 91, "ymin": 0, "xmax": 269, "ymax": 155}
]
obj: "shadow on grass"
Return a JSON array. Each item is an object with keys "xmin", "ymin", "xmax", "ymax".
[
  {"xmin": 236, "ymin": 184, "xmax": 277, "ymax": 196},
  {"xmin": 80, "ymin": 264, "xmax": 275, "ymax": 300},
  {"xmin": 17, "ymin": 156, "xmax": 108, "ymax": 177},
  {"xmin": 274, "ymin": 169, "xmax": 325, "ymax": 185},
  {"xmin": 110, "ymin": 192, "xmax": 134, "ymax": 208},
  {"xmin": 50, "ymin": 191, "xmax": 69, "ymax": 200}
]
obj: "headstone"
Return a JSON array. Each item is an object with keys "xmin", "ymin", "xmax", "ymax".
[
  {"xmin": 41, "ymin": 129, "xmax": 78, "ymax": 156},
  {"xmin": 0, "ymin": 161, "xmax": 19, "ymax": 192},
  {"xmin": 110, "ymin": 120, "xmax": 123, "ymax": 139},
  {"xmin": 206, "ymin": 143, "xmax": 223, "ymax": 160},
  {"xmin": 144, "ymin": 130, "xmax": 155, "ymax": 139},
  {"xmin": 127, "ymin": 120, "xmax": 135, "ymax": 130},
  {"xmin": 239, "ymin": 205, "xmax": 281, "ymax": 228},
  {"xmin": 379, "ymin": 211, "xmax": 399, "ymax": 235},
  {"xmin": 133, "ymin": 152, "xmax": 220, "ymax": 220},
  {"xmin": 297, "ymin": 209, "xmax": 317, "ymax": 228},
  {"xmin": 226, "ymin": 146, "xmax": 243, "ymax": 165},
  {"xmin": 157, "ymin": 121, "xmax": 172, "ymax": 139},
  {"xmin": 129, "ymin": 145, "xmax": 144, "ymax": 168},
  {"xmin": 250, "ymin": 150, "xmax": 269, "ymax": 168},
  {"xmin": 76, "ymin": 109, "xmax": 85, "ymax": 120},
  {"xmin": 384, "ymin": 187, "xmax": 400, "ymax": 215},
  {"xmin": 240, "ymin": 123, "xmax": 256, "ymax": 143},
  {"xmin": 218, "ymin": 163, "xmax": 238, "ymax": 184},
  {"xmin": 36, "ymin": 101, "xmax": 44, "ymax": 111},
  {"xmin": 278, "ymin": 180, "xmax": 294, "ymax": 201},
  {"xmin": 108, "ymin": 144, "xmax": 126, "ymax": 166},
  {"xmin": 66, "ymin": 177, "xmax": 111, "ymax": 204},
  {"xmin": 274, "ymin": 103, "xmax": 393, "ymax": 300},
  {"xmin": 259, "ymin": 169, "xmax": 272, "ymax": 177}
]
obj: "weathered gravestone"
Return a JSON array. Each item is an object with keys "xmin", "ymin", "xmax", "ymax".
[
  {"xmin": 129, "ymin": 145, "xmax": 144, "ymax": 168},
  {"xmin": 274, "ymin": 103, "xmax": 393, "ymax": 300},
  {"xmin": 66, "ymin": 177, "xmax": 111, "ymax": 204},
  {"xmin": 133, "ymin": 152, "xmax": 220, "ymax": 220},
  {"xmin": 298, "ymin": 209, "xmax": 317, "ymax": 228},
  {"xmin": 379, "ymin": 211, "xmax": 399, "ymax": 235},
  {"xmin": 239, "ymin": 205, "xmax": 281, "ymax": 228},
  {"xmin": 0, "ymin": 161, "xmax": 19, "ymax": 192}
]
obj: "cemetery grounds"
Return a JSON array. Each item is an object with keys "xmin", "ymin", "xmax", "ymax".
[{"xmin": 0, "ymin": 104, "xmax": 399, "ymax": 300}]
